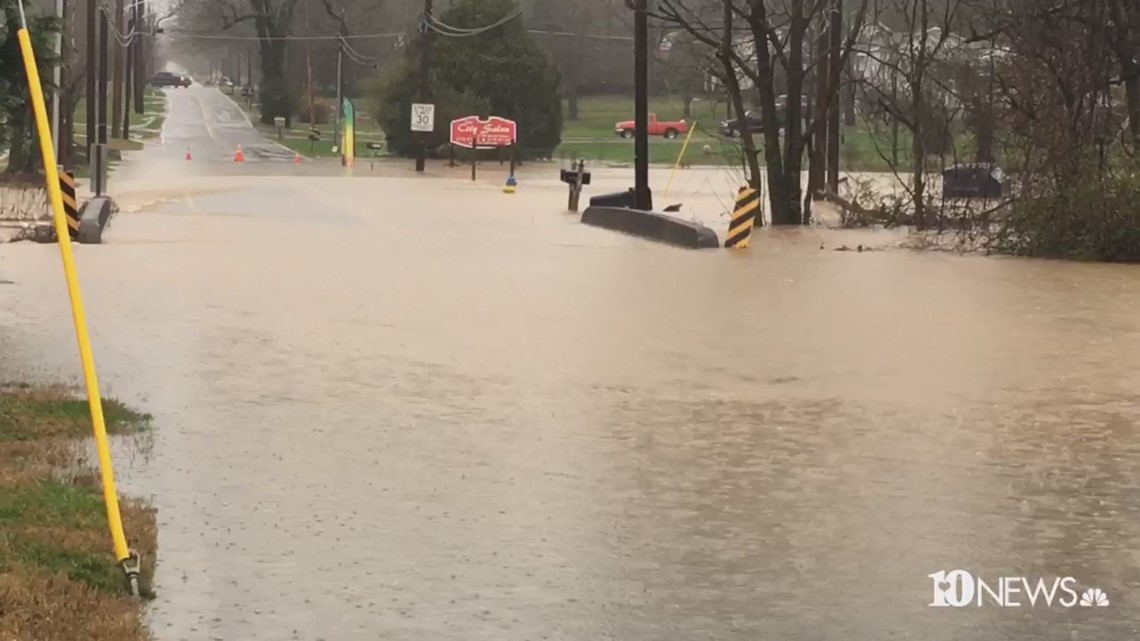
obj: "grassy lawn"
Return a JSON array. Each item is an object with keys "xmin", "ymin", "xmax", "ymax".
[
  {"xmin": 560, "ymin": 94, "xmax": 726, "ymax": 140},
  {"xmin": 230, "ymin": 92, "xmax": 387, "ymax": 159},
  {"xmin": 67, "ymin": 87, "xmax": 164, "ymax": 179},
  {"xmin": 0, "ymin": 385, "xmax": 156, "ymax": 640},
  {"xmin": 234, "ymin": 93, "xmax": 982, "ymax": 172},
  {"xmin": 560, "ymin": 96, "xmax": 906, "ymax": 170},
  {"xmin": 73, "ymin": 87, "xmax": 167, "ymax": 147}
]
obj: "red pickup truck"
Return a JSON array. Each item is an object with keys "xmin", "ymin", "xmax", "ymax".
[{"xmin": 614, "ymin": 113, "xmax": 690, "ymax": 139}]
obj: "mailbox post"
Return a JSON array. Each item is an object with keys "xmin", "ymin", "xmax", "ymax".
[
  {"xmin": 274, "ymin": 116, "xmax": 286, "ymax": 141},
  {"xmin": 560, "ymin": 160, "xmax": 591, "ymax": 212},
  {"xmin": 307, "ymin": 127, "xmax": 320, "ymax": 154}
]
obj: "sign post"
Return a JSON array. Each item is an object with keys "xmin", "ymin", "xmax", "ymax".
[
  {"xmin": 411, "ymin": 103, "xmax": 435, "ymax": 133},
  {"xmin": 449, "ymin": 115, "xmax": 518, "ymax": 184}
]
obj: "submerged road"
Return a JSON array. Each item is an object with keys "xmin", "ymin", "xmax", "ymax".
[
  {"xmin": 134, "ymin": 82, "xmax": 297, "ymax": 167},
  {"xmin": 2, "ymin": 86, "xmax": 1140, "ymax": 640}
]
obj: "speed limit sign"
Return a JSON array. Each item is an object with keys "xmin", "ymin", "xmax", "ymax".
[{"xmin": 411, "ymin": 103, "xmax": 435, "ymax": 132}]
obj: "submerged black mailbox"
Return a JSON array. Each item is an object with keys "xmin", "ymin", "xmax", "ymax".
[
  {"xmin": 561, "ymin": 161, "xmax": 592, "ymax": 212},
  {"xmin": 942, "ymin": 163, "xmax": 1008, "ymax": 200},
  {"xmin": 559, "ymin": 168, "xmax": 591, "ymax": 186},
  {"xmin": 589, "ymin": 187, "xmax": 651, "ymax": 211}
]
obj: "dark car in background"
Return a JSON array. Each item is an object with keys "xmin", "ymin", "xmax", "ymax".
[
  {"xmin": 942, "ymin": 163, "xmax": 1009, "ymax": 200},
  {"xmin": 150, "ymin": 71, "xmax": 191, "ymax": 88},
  {"xmin": 719, "ymin": 95, "xmax": 808, "ymax": 137}
]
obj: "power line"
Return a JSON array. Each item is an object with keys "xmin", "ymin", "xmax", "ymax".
[
  {"xmin": 527, "ymin": 28, "xmax": 633, "ymax": 42},
  {"xmin": 97, "ymin": 5, "xmax": 141, "ymax": 45},
  {"xmin": 424, "ymin": 10, "xmax": 521, "ymax": 37},
  {"xmin": 166, "ymin": 29, "xmax": 404, "ymax": 41},
  {"xmin": 340, "ymin": 37, "xmax": 379, "ymax": 67},
  {"xmin": 165, "ymin": 25, "xmax": 633, "ymax": 44},
  {"xmin": 339, "ymin": 34, "xmax": 380, "ymax": 64}
]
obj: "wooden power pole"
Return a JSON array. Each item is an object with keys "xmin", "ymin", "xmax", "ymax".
[
  {"xmin": 85, "ymin": 0, "xmax": 96, "ymax": 163},
  {"xmin": 415, "ymin": 0, "xmax": 433, "ymax": 172},
  {"xmin": 633, "ymin": 0, "xmax": 649, "ymax": 210},
  {"xmin": 111, "ymin": 0, "xmax": 123, "ymax": 138}
]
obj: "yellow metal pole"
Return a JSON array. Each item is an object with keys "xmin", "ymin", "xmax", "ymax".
[
  {"xmin": 17, "ymin": 26, "xmax": 131, "ymax": 564},
  {"xmin": 663, "ymin": 120, "xmax": 697, "ymax": 199}
]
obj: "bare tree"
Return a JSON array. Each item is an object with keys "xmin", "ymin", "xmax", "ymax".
[
  {"xmin": 526, "ymin": 0, "xmax": 625, "ymax": 120},
  {"xmin": 657, "ymin": 0, "xmax": 870, "ymax": 225},
  {"xmin": 853, "ymin": 0, "xmax": 964, "ymax": 229},
  {"xmin": 176, "ymin": 0, "xmax": 301, "ymax": 124}
]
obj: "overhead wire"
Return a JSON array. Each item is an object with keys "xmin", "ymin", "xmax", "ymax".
[
  {"xmin": 96, "ymin": 6, "xmax": 141, "ymax": 46},
  {"xmin": 165, "ymin": 29, "xmax": 405, "ymax": 41},
  {"xmin": 423, "ymin": 10, "xmax": 521, "ymax": 37},
  {"xmin": 339, "ymin": 35, "xmax": 380, "ymax": 65},
  {"xmin": 165, "ymin": 26, "xmax": 633, "ymax": 44}
]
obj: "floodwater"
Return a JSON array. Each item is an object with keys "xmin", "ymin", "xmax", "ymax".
[{"xmin": 2, "ymin": 87, "xmax": 1140, "ymax": 640}]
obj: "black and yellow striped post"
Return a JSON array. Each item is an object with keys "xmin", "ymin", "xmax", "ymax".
[
  {"xmin": 59, "ymin": 168, "xmax": 80, "ymax": 240},
  {"xmin": 725, "ymin": 186, "xmax": 760, "ymax": 249}
]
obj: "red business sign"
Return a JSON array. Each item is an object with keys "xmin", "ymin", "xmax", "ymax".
[{"xmin": 449, "ymin": 115, "xmax": 518, "ymax": 148}]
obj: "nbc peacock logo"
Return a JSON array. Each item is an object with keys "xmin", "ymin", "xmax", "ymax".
[{"xmin": 1079, "ymin": 588, "xmax": 1110, "ymax": 607}]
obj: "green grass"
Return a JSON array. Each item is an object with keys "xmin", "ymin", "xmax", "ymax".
[
  {"xmin": 65, "ymin": 86, "xmax": 163, "ymax": 180},
  {"xmin": 0, "ymin": 481, "xmax": 126, "ymax": 593},
  {"xmin": 73, "ymin": 87, "xmax": 166, "ymax": 138},
  {"xmin": 0, "ymin": 479, "xmax": 105, "ymax": 527},
  {"xmin": 560, "ymin": 95, "xmax": 725, "ymax": 140},
  {"xmin": 238, "ymin": 93, "xmax": 982, "ymax": 171},
  {"xmin": 0, "ymin": 391, "xmax": 151, "ymax": 442},
  {"xmin": 14, "ymin": 539, "xmax": 127, "ymax": 593},
  {"xmin": 0, "ymin": 386, "xmax": 158, "ymax": 623},
  {"xmin": 231, "ymin": 93, "xmax": 386, "ymax": 158}
]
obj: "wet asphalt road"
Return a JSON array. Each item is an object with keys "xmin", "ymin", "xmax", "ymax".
[
  {"xmin": 153, "ymin": 83, "xmax": 296, "ymax": 164},
  {"xmin": 2, "ymin": 86, "xmax": 1140, "ymax": 640}
]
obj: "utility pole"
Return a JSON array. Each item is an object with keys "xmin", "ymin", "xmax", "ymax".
[
  {"xmin": 111, "ymin": 0, "xmax": 124, "ymax": 138},
  {"xmin": 85, "ymin": 0, "xmax": 96, "ymax": 163},
  {"xmin": 121, "ymin": 9, "xmax": 132, "ymax": 140},
  {"xmin": 98, "ymin": 11, "xmax": 108, "ymax": 147},
  {"xmin": 333, "ymin": 19, "xmax": 344, "ymax": 150},
  {"xmin": 51, "ymin": 0, "xmax": 64, "ymax": 158},
  {"xmin": 826, "ymin": 0, "xmax": 842, "ymax": 192},
  {"xmin": 303, "ymin": 0, "xmax": 315, "ymax": 125},
  {"xmin": 632, "ymin": 0, "xmax": 650, "ymax": 211},
  {"xmin": 134, "ymin": 0, "xmax": 144, "ymax": 114},
  {"xmin": 415, "ymin": 0, "xmax": 433, "ymax": 173}
]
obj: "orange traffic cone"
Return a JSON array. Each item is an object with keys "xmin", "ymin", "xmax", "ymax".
[
  {"xmin": 234, "ymin": 145, "xmax": 245, "ymax": 163},
  {"xmin": 185, "ymin": 148, "xmax": 192, "ymax": 161},
  {"xmin": 292, "ymin": 152, "xmax": 301, "ymax": 164}
]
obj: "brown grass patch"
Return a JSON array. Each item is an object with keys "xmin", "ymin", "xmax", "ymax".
[
  {"xmin": 0, "ymin": 387, "xmax": 156, "ymax": 641},
  {"xmin": 0, "ymin": 568, "xmax": 152, "ymax": 641}
]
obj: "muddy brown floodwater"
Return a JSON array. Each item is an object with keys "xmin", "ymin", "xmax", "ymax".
[{"xmin": 1, "ymin": 162, "xmax": 1139, "ymax": 640}]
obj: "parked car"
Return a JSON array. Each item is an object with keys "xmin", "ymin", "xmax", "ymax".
[
  {"xmin": 149, "ymin": 71, "xmax": 190, "ymax": 88},
  {"xmin": 718, "ymin": 95, "xmax": 808, "ymax": 137},
  {"xmin": 613, "ymin": 113, "xmax": 689, "ymax": 139},
  {"xmin": 942, "ymin": 163, "xmax": 1009, "ymax": 200}
]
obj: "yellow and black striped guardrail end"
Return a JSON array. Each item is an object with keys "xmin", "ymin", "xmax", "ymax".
[
  {"xmin": 725, "ymin": 186, "xmax": 760, "ymax": 249},
  {"xmin": 59, "ymin": 170, "xmax": 80, "ymax": 239}
]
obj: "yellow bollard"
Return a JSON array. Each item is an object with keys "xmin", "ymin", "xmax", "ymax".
[
  {"xmin": 663, "ymin": 120, "xmax": 697, "ymax": 200},
  {"xmin": 725, "ymin": 186, "xmax": 761, "ymax": 249},
  {"xmin": 16, "ymin": 14, "xmax": 133, "ymax": 571}
]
